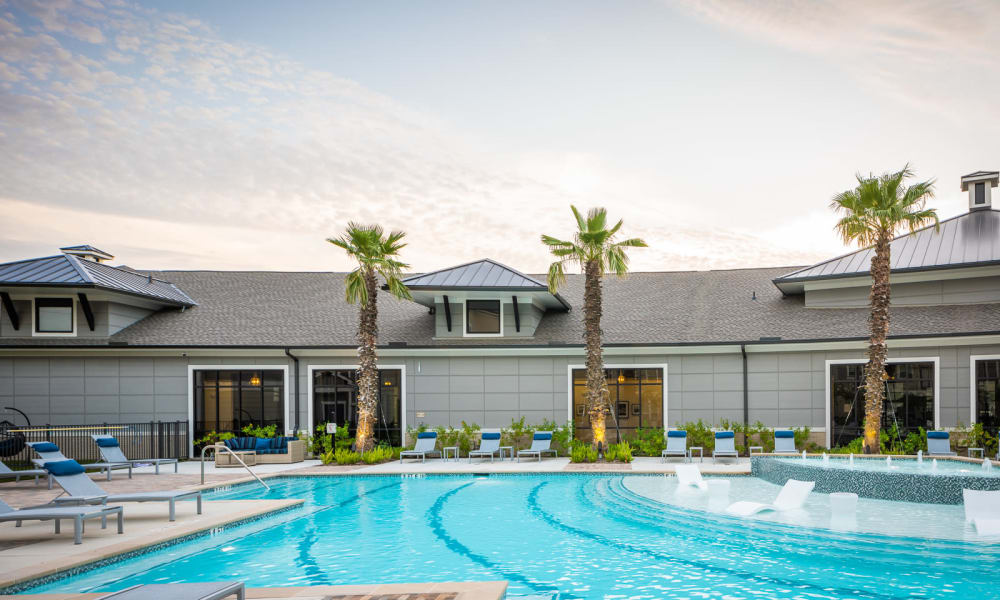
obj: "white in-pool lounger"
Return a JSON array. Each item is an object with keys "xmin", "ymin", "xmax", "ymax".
[
  {"xmin": 726, "ymin": 479, "xmax": 815, "ymax": 517},
  {"xmin": 91, "ymin": 435, "xmax": 179, "ymax": 474},
  {"xmin": 43, "ymin": 459, "xmax": 201, "ymax": 521},
  {"xmin": 963, "ymin": 489, "xmax": 1000, "ymax": 536},
  {"xmin": 675, "ymin": 464, "xmax": 708, "ymax": 491},
  {"xmin": 0, "ymin": 498, "xmax": 123, "ymax": 544}
]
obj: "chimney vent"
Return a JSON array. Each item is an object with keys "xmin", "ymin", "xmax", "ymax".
[
  {"xmin": 60, "ymin": 245, "xmax": 114, "ymax": 263},
  {"xmin": 960, "ymin": 171, "xmax": 998, "ymax": 211}
]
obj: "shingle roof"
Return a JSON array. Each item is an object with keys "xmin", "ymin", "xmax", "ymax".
[
  {"xmin": 3, "ymin": 267, "xmax": 997, "ymax": 348},
  {"xmin": 774, "ymin": 209, "xmax": 1000, "ymax": 289},
  {"xmin": 401, "ymin": 259, "xmax": 547, "ymax": 289},
  {"xmin": 0, "ymin": 254, "xmax": 196, "ymax": 307}
]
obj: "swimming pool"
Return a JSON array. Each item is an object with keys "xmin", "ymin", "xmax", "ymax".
[
  {"xmin": 781, "ymin": 455, "xmax": 1000, "ymax": 476},
  {"xmin": 18, "ymin": 475, "xmax": 1000, "ymax": 598}
]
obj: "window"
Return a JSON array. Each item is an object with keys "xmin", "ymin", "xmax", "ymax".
[
  {"xmin": 830, "ymin": 361, "xmax": 934, "ymax": 447},
  {"xmin": 975, "ymin": 182, "xmax": 986, "ymax": 205},
  {"xmin": 312, "ymin": 369, "xmax": 403, "ymax": 446},
  {"xmin": 466, "ymin": 300, "xmax": 501, "ymax": 335},
  {"xmin": 572, "ymin": 367, "xmax": 663, "ymax": 443},
  {"xmin": 35, "ymin": 298, "xmax": 73, "ymax": 333},
  {"xmin": 193, "ymin": 370, "xmax": 284, "ymax": 438},
  {"xmin": 976, "ymin": 359, "xmax": 1000, "ymax": 435}
]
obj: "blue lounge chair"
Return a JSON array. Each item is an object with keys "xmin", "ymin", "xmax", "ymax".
[
  {"xmin": 0, "ymin": 459, "xmax": 48, "ymax": 485},
  {"xmin": 661, "ymin": 430, "xmax": 689, "ymax": 462},
  {"xmin": 926, "ymin": 431, "xmax": 956, "ymax": 456},
  {"xmin": 27, "ymin": 441, "xmax": 131, "ymax": 483},
  {"xmin": 92, "ymin": 435, "xmax": 179, "ymax": 474},
  {"xmin": 399, "ymin": 431, "xmax": 440, "ymax": 463},
  {"xmin": 517, "ymin": 431, "xmax": 558, "ymax": 462},
  {"xmin": 773, "ymin": 430, "xmax": 797, "ymax": 454},
  {"xmin": 713, "ymin": 431, "xmax": 738, "ymax": 462},
  {"xmin": 469, "ymin": 431, "xmax": 501, "ymax": 463}
]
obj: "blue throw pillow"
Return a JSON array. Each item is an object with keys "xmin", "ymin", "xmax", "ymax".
[
  {"xmin": 96, "ymin": 437, "xmax": 120, "ymax": 447},
  {"xmin": 774, "ymin": 430, "xmax": 795, "ymax": 439},
  {"xmin": 417, "ymin": 432, "xmax": 436, "ymax": 439},
  {"xmin": 715, "ymin": 431, "xmax": 735, "ymax": 439},
  {"xmin": 926, "ymin": 431, "xmax": 949, "ymax": 439},
  {"xmin": 33, "ymin": 442, "xmax": 60, "ymax": 453},
  {"xmin": 44, "ymin": 459, "xmax": 85, "ymax": 476},
  {"xmin": 255, "ymin": 437, "xmax": 272, "ymax": 452},
  {"xmin": 667, "ymin": 430, "xmax": 687, "ymax": 438},
  {"xmin": 534, "ymin": 432, "xmax": 552, "ymax": 440},
  {"xmin": 482, "ymin": 432, "xmax": 501, "ymax": 440}
]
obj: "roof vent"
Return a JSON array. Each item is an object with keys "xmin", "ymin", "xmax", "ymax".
[
  {"xmin": 960, "ymin": 171, "xmax": 998, "ymax": 212},
  {"xmin": 60, "ymin": 244, "xmax": 114, "ymax": 263}
]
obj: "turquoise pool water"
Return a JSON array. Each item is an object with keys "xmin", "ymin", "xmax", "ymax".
[
  {"xmin": 779, "ymin": 456, "xmax": 1000, "ymax": 476},
  {"xmin": 19, "ymin": 475, "xmax": 1000, "ymax": 598}
]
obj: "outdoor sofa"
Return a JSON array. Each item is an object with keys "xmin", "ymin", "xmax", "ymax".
[{"xmin": 217, "ymin": 436, "xmax": 304, "ymax": 465}]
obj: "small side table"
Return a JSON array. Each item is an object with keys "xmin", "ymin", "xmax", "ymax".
[
  {"xmin": 499, "ymin": 446, "xmax": 513, "ymax": 461},
  {"xmin": 748, "ymin": 445, "xmax": 764, "ymax": 457},
  {"xmin": 442, "ymin": 446, "xmax": 459, "ymax": 462},
  {"xmin": 968, "ymin": 447, "xmax": 985, "ymax": 459},
  {"xmin": 688, "ymin": 446, "xmax": 704, "ymax": 463}
]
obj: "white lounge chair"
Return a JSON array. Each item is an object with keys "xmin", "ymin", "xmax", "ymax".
[
  {"xmin": 43, "ymin": 459, "xmax": 201, "ymax": 521},
  {"xmin": 773, "ymin": 430, "xmax": 797, "ymax": 454},
  {"xmin": 726, "ymin": 479, "xmax": 815, "ymax": 517},
  {"xmin": 963, "ymin": 489, "xmax": 1000, "ymax": 536},
  {"xmin": 27, "ymin": 441, "xmax": 131, "ymax": 483},
  {"xmin": 661, "ymin": 430, "xmax": 689, "ymax": 462},
  {"xmin": 399, "ymin": 431, "xmax": 440, "ymax": 463},
  {"xmin": 0, "ymin": 459, "xmax": 48, "ymax": 485},
  {"xmin": 92, "ymin": 435, "xmax": 179, "ymax": 474},
  {"xmin": 674, "ymin": 464, "xmax": 708, "ymax": 491},
  {"xmin": 517, "ymin": 432, "xmax": 558, "ymax": 462},
  {"xmin": 713, "ymin": 431, "xmax": 739, "ymax": 462},
  {"xmin": 0, "ymin": 498, "xmax": 123, "ymax": 544},
  {"xmin": 926, "ymin": 431, "xmax": 957, "ymax": 456},
  {"xmin": 469, "ymin": 431, "xmax": 501, "ymax": 463}
]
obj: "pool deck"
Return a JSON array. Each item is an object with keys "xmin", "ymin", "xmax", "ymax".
[{"xmin": 0, "ymin": 455, "xmax": 749, "ymax": 594}]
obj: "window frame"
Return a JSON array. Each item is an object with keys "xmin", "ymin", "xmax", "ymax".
[
  {"xmin": 32, "ymin": 296, "xmax": 77, "ymax": 337},
  {"xmin": 463, "ymin": 298, "xmax": 503, "ymax": 337},
  {"xmin": 971, "ymin": 355, "xmax": 1000, "ymax": 429}
]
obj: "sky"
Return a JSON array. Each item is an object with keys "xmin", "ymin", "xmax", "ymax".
[{"xmin": 0, "ymin": 0, "xmax": 997, "ymax": 274}]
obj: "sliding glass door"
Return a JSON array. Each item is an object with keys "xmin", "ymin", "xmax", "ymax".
[{"xmin": 193, "ymin": 370, "xmax": 284, "ymax": 438}]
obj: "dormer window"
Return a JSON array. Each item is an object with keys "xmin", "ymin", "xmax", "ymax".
[
  {"xmin": 35, "ymin": 298, "xmax": 74, "ymax": 334},
  {"xmin": 465, "ymin": 299, "xmax": 501, "ymax": 336}
]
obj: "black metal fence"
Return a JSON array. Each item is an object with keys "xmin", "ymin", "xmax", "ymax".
[{"xmin": 0, "ymin": 421, "xmax": 189, "ymax": 469}]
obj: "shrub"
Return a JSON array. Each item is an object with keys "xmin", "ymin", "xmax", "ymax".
[
  {"xmin": 435, "ymin": 421, "xmax": 481, "ymax": 456},
  {"xmin": 241, "ymin": 423, "xmax": 277, "ymax": 439},
  {"xmin": 319, "ymin": 450, "xmax": 335, "ymax": 464},
  {"xmin": 361, "ymin": 446, "xmax": 396, "ymax": 464},
  {"xmin": 677, "ymin": 419, "xmax": 715, "ymax": 452},
  {"xmin": 570, "ymin": 439, "xmax": 598, "ymax": 463},
  {"xmin": 537, "ymin": 419, "xmax": 573, "ymax": 455},
  {"xmin": 334, "ymin": 422, "xmax": 354, "ymax": 451},
  {"xmin": 502, "ymin": 416, "xmax": 536, "ymax": 449},
  {"xmin": 307, "ymin": 423, "xmax": 335, "ymax": 456},
  {"xmin": 628, "ymin": 427, "xmax": 665, "ymax": 456},
  {"xmin": 334, "ymin": 448, "xmax": 361, "ymax": 464},
  {"xmin": 193, "ymin": 430, "xmax": 236, "ymax": 449},
  {"xmin": 605, "ymin": 441, "xmax": 634, "ymax": 463}
]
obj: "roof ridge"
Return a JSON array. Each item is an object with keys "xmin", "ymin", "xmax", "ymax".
[{"xmin": 62, "ymin": 253, "xmax": 95, "ymax": 284}]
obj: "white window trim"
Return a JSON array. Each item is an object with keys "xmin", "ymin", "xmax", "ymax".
[
  {"xmin": 305, "ymin": 364, "xmax": 407, "ymax": 441},
  {"xmin": 462, "ymin": 298, "xmax": 503, "ymax": 338},
  {"xmin": 970, "ymin": 354, "xmax": 1000, "ymax": 426},
  {"xmin": 824, "ymin": 356, "xmax": 940, "ymax": 449},
  {"xmin": 186, "ymin": 364, "xmax": 290, "ymax": 457},
  {"xmin": 31, "ymin": 296, "xmax": 77, "ymax": 337},
  {"xmin": 566, "ymin": 363, "xmax": 669, "ymax": 439}
]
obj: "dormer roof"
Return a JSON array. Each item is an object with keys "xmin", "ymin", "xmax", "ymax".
[{"xmin": 398, "ymin": 259, "xmax": 570, "ymax": 310}]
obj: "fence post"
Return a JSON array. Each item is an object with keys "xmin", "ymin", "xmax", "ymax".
[{"xmin": 157, "ymin": 421, "xmax": 163, "ymax": 458}]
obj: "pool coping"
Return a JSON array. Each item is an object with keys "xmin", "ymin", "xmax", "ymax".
[{"xmin": 2, "ymin": 581, "xmax": 510, "ymax": 599}]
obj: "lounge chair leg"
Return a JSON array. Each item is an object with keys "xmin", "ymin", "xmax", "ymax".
[
  {"xmin": 48, "ymin": 475, "xmax": 53, "ymax": 490},
  {"xmin": 128, "ymin": 465, "xmax": 133, "ymax": 479},
  {"xmin": 155, "ymin": 463, "xmax": 160, "ymax": 475},
  {"xmin": 101, "ymin": 515, "xmax": 107, "ymax": 529},
  {"xmin": 117, "ymin": 510, "xmax": 124, "ymax": 534},
  {"xmin": 174, "ymin": 462, "xmax": 178, "ymax": 473},
  {"xmin": 74, "ymin": 516, "xmax": 82, "ymax": 544},
  {"xmin": 54, "ymin": 519, "xmax": 59, "ymax": 534},
  {"xmin": 197, "ymin": 494, "xmax": 202, "ymax": 514},
  {"xmin": 106, "ymin": 467, "xmax": 112, "ymax": 481},
  {"xmin": 169, "ymin": 500, "xmax": 176, "ymax": 522}
]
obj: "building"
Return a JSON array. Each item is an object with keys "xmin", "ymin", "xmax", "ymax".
[{"xmin": 1, "ymin": 172, "xmax": 999, "ymax": 452}]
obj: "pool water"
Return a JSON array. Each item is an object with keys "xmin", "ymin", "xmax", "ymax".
[
  {"xmin": 779, "ymin": 456, "xmax": 1000, "ymax": 476},
  {"xmin": 20, "ymin": 475, "xmax": 1000, "ymax": 598}
]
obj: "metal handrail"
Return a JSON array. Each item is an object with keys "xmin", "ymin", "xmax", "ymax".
[{"xmin": 200, "ymin": 444, "xmax": 270, "ymax": 490}]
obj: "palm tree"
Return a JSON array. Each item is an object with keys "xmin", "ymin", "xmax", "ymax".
[
  {"xmin": 328, "ymin": 223, "xmax": 411, "ymax": 453},
  {"xmin": 831, "ymin": 165, "xmax": 937, "ymax": 454},
  {"xmin": 542, "ymin": 206, "xmax": 646, "ymax": 450}
]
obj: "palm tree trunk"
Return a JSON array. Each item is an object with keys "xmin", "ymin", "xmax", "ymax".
[
  {"xmin": 583, "ymin": 259, "xmax": 610, "ymax": 449},
  {"xmin": 863, "ymin": 231, "xmax": 891, "ymax": 454},
  {"xmin": 355, "ymin": 269, "xmax": 380, "ymax": 453}
]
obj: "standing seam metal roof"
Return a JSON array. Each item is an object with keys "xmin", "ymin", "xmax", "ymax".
[{"xmin": 401, "ymin": 258, "xmax": 547, "ymax": 289}]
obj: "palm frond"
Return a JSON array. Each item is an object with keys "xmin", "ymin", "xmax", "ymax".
[{"xmin": 343, "ymin": 270, "xmax": 367, "ymax": 305}]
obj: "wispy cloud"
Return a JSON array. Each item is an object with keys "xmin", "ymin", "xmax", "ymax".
[{"xmin": 0, "ymin": 0, "xmax": 832, "ymax": 273}]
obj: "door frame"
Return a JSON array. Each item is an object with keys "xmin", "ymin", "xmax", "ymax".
[
  {"xmin": 824, "ymin": 357, "xmax": 939, "ymax": 448},
  {"xmin": 970, "ymin": 354, "xmax": 1000, "ymax": 425},
  {"xmin": 306, "ymin": 364, "xmax": 407, "ymax": 440}
]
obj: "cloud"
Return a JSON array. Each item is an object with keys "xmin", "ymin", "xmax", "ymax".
[
  {"xmin": 672, "ymin": 0, "xmax": 1000, "ymax": 127},
  {"xmin": 0, "ymin": 0, "xmax": 834, "ymax": 273}
]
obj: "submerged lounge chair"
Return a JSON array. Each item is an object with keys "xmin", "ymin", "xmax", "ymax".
[
  {"xmin": 773, "ymin": 430, "xmax": 798, "ymax": 454},
  {"xmin": 469, "ymin": 431, "xmax": 501, "ymax": 463},
  {"xmin": 0, "ymin": 459, "xmax": 48, "ymax": 485},
  {"xmin": 43, "ymin": 459, "xmax": 201, "ymax": 521},
  {"xmin": 661, "ymin": 430, "xmax": 689, "ymax": 462},
  {"xmin": 517, "ymin": 431, "xmax": 558, "ymax": 462},
  {"xmin": 0, "ymin": 498, "xmax": 123, "ymax": 544},
  {"xmin": 926, "ymin": 431, "xmax": 957, "ymax": 456},
  {"xmin": 962, "ymin": 489, "xmax": 1000, "ymax": 536},
  {"xmin": 95, "ymin": 581, "xmax": 245, "ymax": 600},
  {"xmin": 399, "ymin": 431, "xmax": 440, "ymax": 463},
  {"xmin": 27, "ymin": 441, "xmax": 131, "ymax": 483},
  {"xmin": 675, "ymin": 464, "xmax": 708, "ymax": 491},
  {"xmin": 713, "ymin": 431, "xmax": 739, "ymax": 462},
  {"xmin": 726, "ymin": 479, "xmax": 815, "ymax": 517},
  {"xmin": 91, "ymin": 435, "xmax": 179, "ymax": 474}
]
